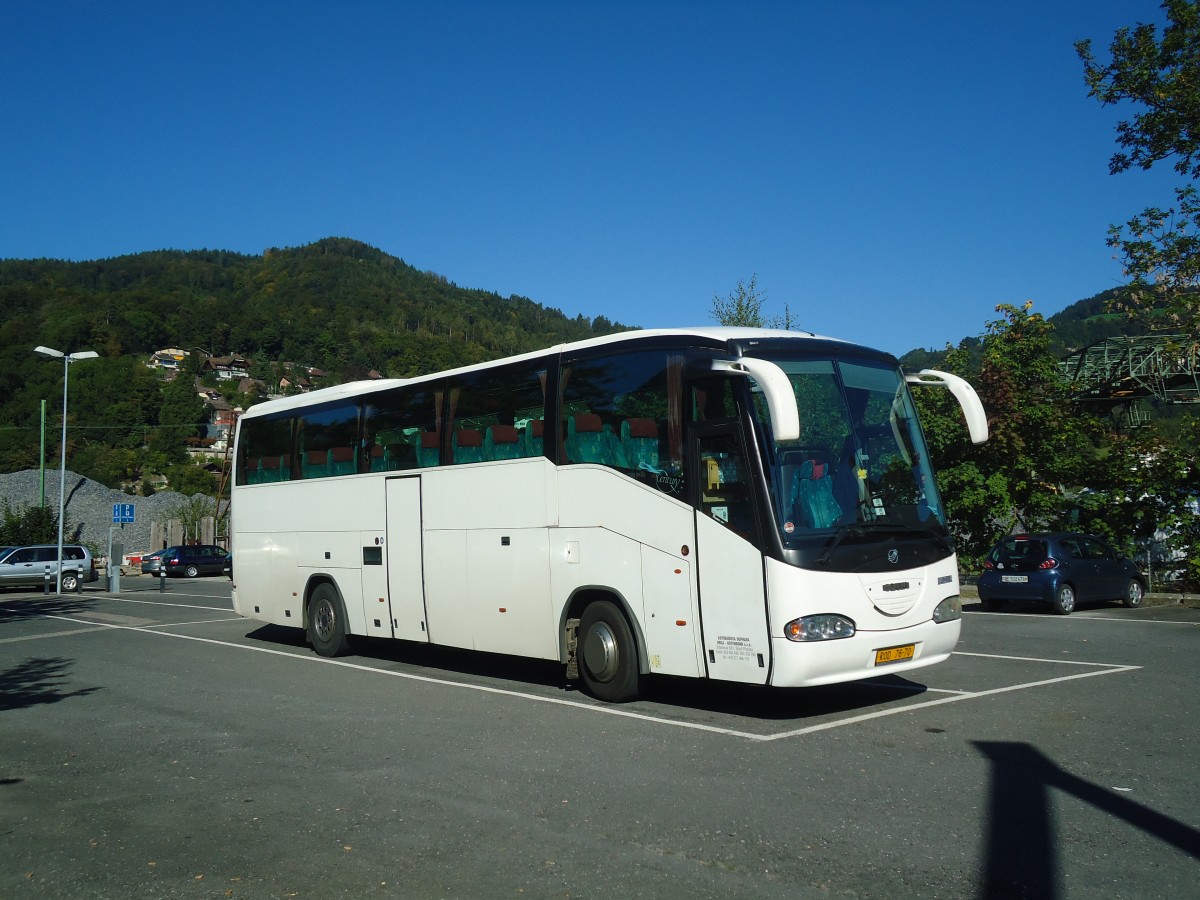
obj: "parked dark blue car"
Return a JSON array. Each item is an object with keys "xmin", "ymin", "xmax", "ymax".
[
  {"xmin": 161, "ymin": 544, "xmax": 228, "ymax": 578},
  {"xmin": 977, "ymin": 532, "xmax": 1145, "ymax": 615}
]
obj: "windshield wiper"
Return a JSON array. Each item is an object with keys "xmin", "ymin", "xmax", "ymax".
[
  {"xmin": 815, "ymin": 521, "xmax": 949, "ymax": 567},
  {"xmin": 815, "ymin": 521, "xmax": 894, "ymax": 567}
]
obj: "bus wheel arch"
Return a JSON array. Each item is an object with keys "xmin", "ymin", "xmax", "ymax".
[
  {"xmin": 562, "ymin": 588, "xmax": 647, "ymax": 670},
  {"xmin": 306, "ymin": 577, "xmax": 352, "ymax": 657},
  {"xmin": 566, "ymin": 590, "xmax": 643, "ymax": 703}
]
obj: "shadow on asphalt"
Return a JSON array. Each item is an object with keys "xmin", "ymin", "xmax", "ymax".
[
  {"xmin": 244, "ymin": 623, "xmax": 929, "ymax": 722},
  {"xmin": 976, "ymin": 740, "xmax": 1200, "ymax": 899}
]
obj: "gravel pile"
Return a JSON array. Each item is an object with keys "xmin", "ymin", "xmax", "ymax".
[{"xmin": 0, "ymin": 469, "xmax": 210, "ymax": 556}]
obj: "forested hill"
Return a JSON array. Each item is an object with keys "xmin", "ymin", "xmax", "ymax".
[
  {"xmin": 899, "ymin": 287, "xmax": 1147, "ymax": 370},
  {"xmin": 0, "ymin": 237, "xmax": 629, "ymax": 380}
]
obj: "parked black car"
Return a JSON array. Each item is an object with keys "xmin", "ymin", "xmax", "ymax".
[
  {"xmin": 977, "ymin": 532, "xmax": 1145, "ymax": 615},
  {"xmin": 161, "ymin": 544, "xmax": 228, "ymax": 578}
]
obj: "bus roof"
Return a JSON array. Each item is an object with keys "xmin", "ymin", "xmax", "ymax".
[{"xmin": 238, "ymin": 326, "xmax": 861, "ymax": 420}]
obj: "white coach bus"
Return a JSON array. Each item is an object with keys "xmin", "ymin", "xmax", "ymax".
[{"xmin": 230, "ymin": 328, "xmax": 987, "ymax": 702}]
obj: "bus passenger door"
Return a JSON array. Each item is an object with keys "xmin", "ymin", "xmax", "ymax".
[
  {"xmin": 385, "ymin": 476, "xmax": 430, "ymax": 642},
  {"xmin": 692, "ymin": 427, "xmax": 771, "ymax": 685}
]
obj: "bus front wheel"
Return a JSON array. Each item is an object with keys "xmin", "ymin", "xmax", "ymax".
[
  {"xmin": 309, "ymin": 584, "xmax": 351, "ymax": 657},
  {"xmin": 578, "ymin": 600, "xmax": 639, "ymax": 703}
]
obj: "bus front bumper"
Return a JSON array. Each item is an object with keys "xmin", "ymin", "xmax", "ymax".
[{"xmin": 768, "ymin": 616, "xmax": 961, "ymax": 688}]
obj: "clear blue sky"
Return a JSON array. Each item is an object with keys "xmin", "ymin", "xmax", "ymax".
[{"xmin": 0, "ymin": 1, "xmax": 1181, "ymax": 357}]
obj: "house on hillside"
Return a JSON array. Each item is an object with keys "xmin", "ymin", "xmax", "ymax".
[
  {"xmin": 277, "ymin": 362, "xmax": 332, "ymax": 395},
  {"xmin": 194, "ymin": 379, "xmax": 238, "ymax": 452},
  {"xmin": 237, "ymin": 376, "xmax": 268, "ymax": 398},
  {"xmin": 279, "ymin": 373, "xmax": 312, "ymax": 393},
  {"xmin": 203, "ymin": 354, "xmax": 251, "ymax": 381},
  {"xmin": 147, "ymin": 348, "xmax": 190, "ymax": 376}
]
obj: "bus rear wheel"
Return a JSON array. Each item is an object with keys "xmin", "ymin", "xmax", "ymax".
[
  {"xmin": 309, "ymin": 584, "xmax": 351, "ymax": 657},
  {"xmin": 578, "ymin": 600, "xmax": 639, "ymax": 703}
]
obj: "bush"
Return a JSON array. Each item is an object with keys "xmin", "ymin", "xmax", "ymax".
[{"xmin": 0, "ymin": 500, "xmax": 58, "ymax": 546}]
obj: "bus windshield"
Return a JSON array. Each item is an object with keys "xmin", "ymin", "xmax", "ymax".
[{"xmin": 745, "ymin": 351, "xmax": 947, "ymax": 554}]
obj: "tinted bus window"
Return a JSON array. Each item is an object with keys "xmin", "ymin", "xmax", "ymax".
[
  {"xmin": 238, "ymin": 414, "xmax": 294, "ymax": 484},
  {"xmin": 448, "ymin": 361, "xmax": 548, "ymax": 464},
  {"xmin": 560, "ymin": 350, "xmax": 684, "ymax": 495},
  {"xmin": 363, "ymin": 387, "xmax": 441, "ymax": 470},
  {"xmin": 297, "ymin": 399, "xmax": 360, "ymax": 479}
]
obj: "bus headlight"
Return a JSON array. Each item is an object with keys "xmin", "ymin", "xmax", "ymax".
[
  {"xmin": 784, "ymin": 614, "xmax": 856, "ymax": 642},
  {"xmin": 932, "ymin": 596, "xmax": 961, "ymax": 623}
]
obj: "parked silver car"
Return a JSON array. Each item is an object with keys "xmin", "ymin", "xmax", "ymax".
[
  {"xmin": 0, "ymin": 544, "xmax": 98, "ymax": 592},
  {"xmin": 140, "ymin": 549, "xmax": 168, "ymax": 575}
]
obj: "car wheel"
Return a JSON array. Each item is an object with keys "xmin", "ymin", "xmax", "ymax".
[
  {"xmin": 184, "ymin": 564, "xmax": 199, "ymax": 578},
  {"xmin": 1123, "ymin": 579, "xmax": 1144, "ymax": 609},
  {"xmin": 309, "ymin": 583, "xmax": 351, "ymax": 657},
  {"xmin": 1051, "ymin": 583, "xmax": 1076, "ymax": 615},
  {"xmin": 60, "ymin": 572, "xmax": 79, "ymax": 593},
  {"xmin": 578, "ymin": 600, "xmax": 640, "ymax": 703}
]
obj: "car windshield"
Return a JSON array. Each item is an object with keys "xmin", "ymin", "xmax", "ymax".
[{"xmin": 744, "ymin": 350, "xmax": 948, "ymax": 554}]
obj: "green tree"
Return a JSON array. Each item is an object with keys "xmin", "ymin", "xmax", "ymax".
[
  {"xmin": 915, "ymin": 303, "xmax": 1098, "ymax": 565},
  {"xmin": 712, "ymin": 274, "xmax": 768, "ymax": 327},
  {"xmin": 1077, "ymin": 0, "xmax": 1200, "ymax": 336},
  {"xmin": 710, "ymin": 274, "xmax": 796, "ymax": 329},
  {"xmin": 168, "ymin": 493, "xmax": 219, "ymax": 542},
  {"xmin": 0, "ymin": 500, "xmax": 57, "ymax": 545},
  {"xmin": 166, "ymin": 463, "xmax": 216, "ymax": 496},
  {"xmin": 152, "ymin": 375, "xmax": 205, "ymax": 463},
  {"xmin": 1078, "ymin": 416, "xmax": 1200, "ymax": 588}
]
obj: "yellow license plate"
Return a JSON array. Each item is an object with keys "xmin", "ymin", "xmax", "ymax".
[{"xmin": 874, "ymin": 644, "xmax": 916, "ymax": 666}]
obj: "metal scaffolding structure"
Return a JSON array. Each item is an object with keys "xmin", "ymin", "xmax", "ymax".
[{"xmin": 1060, "ymin": 334, "xmax": 1200, "ymax": 407}]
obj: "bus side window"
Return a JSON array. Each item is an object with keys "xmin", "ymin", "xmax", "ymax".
[
  {"xmin": 365, "ymin": 388, "xmax": 441, "ymax": 468},
  {"xmin": 560, "ymin": 350, "xmax": 684, "ymax": 495},
  {"xmin": 296, "ymin": 399, "xmax": 359, "ymax": 479},
  {"xmin": 447, "ymin": 361, "xmax": 548, "ymax": 465},
  {"xmin": 237, "ymin": 413, "xmax": 293, "ymax": 485}
]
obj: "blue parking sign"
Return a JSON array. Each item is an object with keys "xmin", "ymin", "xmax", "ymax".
[{"xmin": 113, "ymin": 503, "xmax": 135, "ymax": 524}]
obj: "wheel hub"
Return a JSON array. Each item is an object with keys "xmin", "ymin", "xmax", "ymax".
[
  {"xmin": 314, "ymin": 602, "xmax": 335, "ymax": 641},
  {"xmin": 582, "ymin": 622, "xmax": 619, "ymax": 682}
]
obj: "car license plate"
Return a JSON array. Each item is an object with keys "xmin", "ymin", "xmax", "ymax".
[
  {"xmin": 874, "ymin": 644, "xmax": 915, "ymax": 666},
  {"xmin": 1001, "ymin": 575, "xmax": 1029, "ymax": 583}
]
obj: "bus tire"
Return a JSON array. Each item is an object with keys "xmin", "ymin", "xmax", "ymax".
[
  {"xmin": 309, "ymin": 583, "xmax": 351, "ymax": 657},
  {"xmin": 578, "ymin": 600, "xmax": 639, "ymax": 703}
]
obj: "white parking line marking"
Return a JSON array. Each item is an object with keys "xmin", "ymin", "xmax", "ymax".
[
  {"xmin": 139, "ymin": 617, "xmax": 246, "ymax": 629},
  {"xmin": 953, "ymin": 650, "xmax": 1133, "ymax": 667},
  {"xmin": 756, "ymin": 664, "xmax": 1140, "ymax": 742},
  {"xmin": 0, "ymin": 626, "xmax": 110, "ymax": 644},
  {"xmin": 108, "ymin": 596, "xmax": 232, "ymax": 611},
  {"xmin": 22, "ymin": 610, "xmax": 1143, "ymax": 743},
  {"xmin": 964, "ymin": 609, "xmax": 1197, "ymax": 625}
]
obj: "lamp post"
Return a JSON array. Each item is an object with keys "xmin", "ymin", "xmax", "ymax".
[{"xmin": 34, "ymin": 346, "xmax": 98, "ymax": 594}]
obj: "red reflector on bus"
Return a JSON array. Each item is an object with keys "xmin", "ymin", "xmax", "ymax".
[
  {"xmin": 499, "ymin": 607, "xmax": 507, "ymax": 613},
  {"xmin": 676, "ymin": 620, "xmax": 686, "ymax": 626}
]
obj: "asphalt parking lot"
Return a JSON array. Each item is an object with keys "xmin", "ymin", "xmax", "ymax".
[{"xmin": 2, "ymin": 578, "xmax": 1198, "ymax": 899}]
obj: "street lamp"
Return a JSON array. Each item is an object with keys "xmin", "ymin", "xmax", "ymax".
[{"xmin": 34, "ymin": 346, "xmax": 98, "ymax": 594}]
